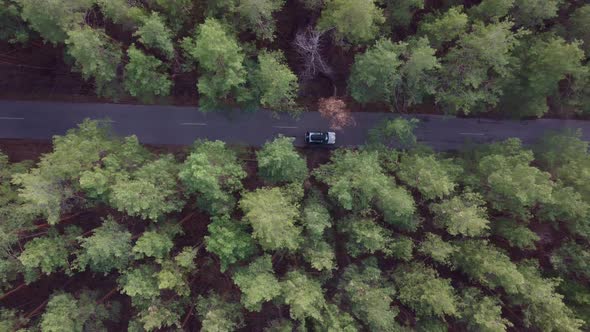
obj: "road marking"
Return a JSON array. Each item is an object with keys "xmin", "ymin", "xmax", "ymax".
[
  {"xmin": 273, "ymin": 126, "xmax": 298, "ymax": 129},
  {"xmin": 459, "ymin": 132, "xmax": 485, "ymax": 136},
  {"xmin": 0, "ymin": 117, "xmax": 24, "ymax": 120},
  {"xmin": 180, "ymin": 122, "xmax": 207, "ymax": 126}
]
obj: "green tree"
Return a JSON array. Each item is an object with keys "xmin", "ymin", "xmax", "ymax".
[
  {"xmin": 556, "ymin": 156, "xmax": 590, "ymax": 204},
  {"xmin": 436, "ymin": 20, "xmax": 521, "ymax": 114},
  {"xmin": 317, "ymin": 0, "xmax": 384, "ymax": 45},
  {"xmin": 179, "ymin": 140, "xmax": 246, "ymax": 215},
  {"xmin": 300, "ymin": 192, "xmax": 331, "ymax": 237},
  {"xmin": 474, "ymin": 139, "xmax": 553, "ymax": 218},
  {"xmin": 253, "ymin": 51, "xmax": 299, "ymax": 111},
  {"xmin": 368, "ymin": 117, "xmax": 419, "ymax": 148},
  {"xmin": 149, "ymin": 0, "xmax": 194, "ymax": 33},
  {"xmin": 511, "ymin": 261, "xmax": 584, "ymax": 331},
  {"xmin": 175, "ymin": 246, "xmax": 197, "ymax": 270},
  {"xmin": 382, "ymin": 0, "xmax": 424, "ymax": 30},
  {"xmin": 430, "ymin": 192, "xmax": 490, "ymax": 237},
  {"xmin": 110, "ymin": 155, "xmax": 183, "ymax": 221},
  {"xmin": 397, "ymin": 153, "xmax": 461, "ymax": 200},
  {"xmin": 314, "ymin": 149, "xmax": 415, "ymax": 226},
  {"xmin": 118, "ymin": 264, "xmax": 160, "ymax": 302},
  {"xmin": 281, "ymin": 270, "xmax": 326, "ymax": 322},
  {"xmin": 76, "ymin": 217, "xmax": 133, "ymax": 274},
  {"xmin": 340, "ymin": 216, "xmax": 394, "ymax": 257},
  {"xmin": 350, "ymin": 38, "xmax": 439, "ymax": 111},
  {"xmin": 551, "ymin": 241, "xmax": 590, "ymax": 280},
  {"xmin": 534, "ymin": 129, "xmax": 589, "ymax": 174},
  {"xmin": 394, "ymin": 37, "xmax": 440, "ymax": 110},
  {"xmin": 124, "ymin": 45, "xmax": 172, "ymax": 103},
  {"xmin": 540, "ymin": 186, "xmax": 590, "ymax": 238},
  {"xmin": 12, "ymin": 120, "xmax": 118, "ymax": 224},
  {"xmin": 135, "ymin": 298, "xmax": 183, "ymax": 331},
  {"xmin": 257, "ymin": 136, "xmax": 307, "ymax": 184},
  {"xmin": 205, "ymin": 215, "xmax": 257, "ymax": 272},
  {"xmin": 392, "ymin": 262, "xmax": 459, "ymax": 318},
  {"xmin": 78, "ymin": 135, "xmax": 151, "ymax": 202},
  {"xmin": 388, "ymin": 235, "xmax": 414, "ymax": 262},
  {"xmin": 313, "ymin": 303, "xmax": 359, "ymax": 331},
  {"xmin": 418, "ymin": 233, "xmax": 457, "ymax": 266},
  {"xmin": 96, "ymin": 0, "xmax": 142, "ymax": 25},
  {"xmin": 418, "ymin": 6, "xmax": 468, "ymax": 49},
  {"xmin": 18, "ymin": 0, "xmax": 92, "ymax": 44},
  {"xmin": 134, "ymin": 12, "xmax": 175, "ymax": 59},
  {"xmin": 501, "ymin": 36, "xmax": 585, "ymax": 118},
  {"xmin": 460, "ymin": 287, "xmax": 513, "ymax": 332},
  {"xmin": 300, "ymin": 192, "xmax": 336, "ymax": 271},
  {"xmin": 468, "ymin": 0, "xmax": 514, "ymax": 21},
  {"xmin": 569, "ymin": 70, "xmax": 590, "ymax": 116},
  {"xmin": 181, "ymin": 18, "xmax": 247, "ymax": 110},
  {"xmin": 0, "ymin": 0, "xmax": 30, "ymax": 43},
  {"xmin": 18, "ymin": 229, "xmax": 74, "ymax": 282},
  {"xmin": 492, "ymin": 219, "xmax": 539, "ymax": 250},
  {"xmin": 156, "ymin": 251, "xmax": 196, "ymax": 297},
  {"xmin": 196, "ymin": 293, "xmax": 245, "ymax": 332},
  {"xmin": 451, "ymin": 240, "xmax": 525, "ymax": 294},
  {"xmin": 40, "ymin": 291, "xmax": 116, "ymax": 332},
  {"xmin": 302, "ymin": 237, "xmax": 336, "ymax": 271},
  {"xmin": 337, "ymin": 258, "xmax": 400, "ymax": 331},
  {"xmin": 512, "ymin": 0, "xmax": 562, "ymax": 28},
  {"xmin": 568, "ymin": 5, "xmax": 590, "ymax": 55},
  {"xmin": 372, "ymin": 178, "xmax": 417, "ymax": 230},
  {"xmin": 132, "ymin": 223, "xmax": 182, "ymax": 261},
  {"xmin": 236, "ymin": 0, "xmax": 285, "ymax": 41},
  {"xmin": 66, "ymin": 27, "xmax": 123, "ymax": 98},
  {"xmin": 0, "ymin": 308, "xmax": 27, "ymax": 332},
  {"xmin": 349, "ymin": 39, "xmax": 401, "ymax": 105},
  {"xmin": 232, "ymin": 255, "xmax": 282, "ymax": 311},
  {"xmin": 558, "ymin": 279, "xmax": 590, "ymax": 331},
  {"xmin": 240, "ymin": 187, "xmax": 302, "ymax": 251}
]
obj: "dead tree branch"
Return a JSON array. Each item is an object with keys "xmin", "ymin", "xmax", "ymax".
[{"xmin": 293, "ymin": 28, "xmax": 333, "ymax": 82}]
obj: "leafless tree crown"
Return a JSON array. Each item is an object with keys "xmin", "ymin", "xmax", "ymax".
[{"xmin": 293, "ymin": 28, "xmax": 333, "ymax": 81}]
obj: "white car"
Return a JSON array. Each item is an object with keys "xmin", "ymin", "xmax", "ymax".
[{"xmin": 305, "ymin": 131, "xmax": 336, "ymax": 145}]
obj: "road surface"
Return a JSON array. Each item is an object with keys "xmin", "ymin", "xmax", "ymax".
[{"xmin": 0, "ymin": 100, "xmax": 589, "ymax": 150}]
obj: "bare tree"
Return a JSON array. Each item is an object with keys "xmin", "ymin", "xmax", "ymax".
[{"xmin": 293, "ymin": 28, "xmax": 333, "ymax": 82}]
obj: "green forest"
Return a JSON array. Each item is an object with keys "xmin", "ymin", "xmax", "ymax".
[
  {"xmin": 0, "ymin": 119, "xmax": 589, "ymax": 331},
  {"xmin": 1, "ymin": 0, "xmax": 589, "ymax": 117}
]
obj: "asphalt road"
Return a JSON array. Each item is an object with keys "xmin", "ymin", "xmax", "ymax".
[{"xmin": 1, "ymin": 100, "xmax": 589, "ymax": 150}]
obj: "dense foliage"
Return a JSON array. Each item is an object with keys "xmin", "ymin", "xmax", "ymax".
[
  {"xmin": 1, "ymin": 120, "xmax": 590, "ymax": 330},
  {"xmin": 1, "ymin": 0, "xmax": 588, "ymax": 118}
]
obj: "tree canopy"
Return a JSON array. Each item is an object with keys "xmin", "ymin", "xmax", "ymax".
[
  {"xmin": 182, "ymin": 18, "xmax": 247, "ymax": 110},
  {"xmin": 123, "ymin": 45, "xmax": 172, "ymax": 103},
  {"xmin": 232, "ymin": 255, "xmax": 282, "ymax": 311},
  {"xmin": 3, "ymin": 120, "xmax": 590, "ymax": 331},
  {"xmin": 257, "ymin": 136, "xmax": 307, "ymax": 184},
  {"xmin": 66, "ymin": 27, "xmax": 123, "ymax": 98},
  {"xmin": 317, "ymin": 0, "xmax": 384, "ymax": 45},
  {"xmin": 240, "ymin": 187, "xmax": 302, "ymax": 251},
  {"xmin": 179, "ymin": 140, "xmax": 246, "ymax": 215}
]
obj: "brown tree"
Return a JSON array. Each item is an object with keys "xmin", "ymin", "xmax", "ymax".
[{"xmin": 318, "ymin": 97, "xmax": 355, "ymax": 130}]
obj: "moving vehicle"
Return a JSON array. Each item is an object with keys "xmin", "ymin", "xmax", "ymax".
[{"xmin": 305, "ymin": 131, "xmax": 336, "ymax": 145}]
